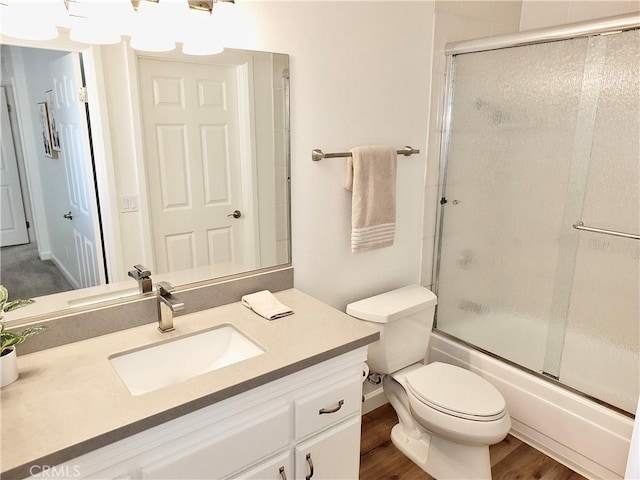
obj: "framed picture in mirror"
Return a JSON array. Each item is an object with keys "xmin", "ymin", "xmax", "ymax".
[
  {"xmin": 37, "ymin": 101, "xmax": 56, "ymax": 159},
  {"xmin": 46, "ymin": 90, "xmax": 61, "ymax": 152}
]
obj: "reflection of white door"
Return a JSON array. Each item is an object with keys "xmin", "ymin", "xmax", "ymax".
[
  {"xmin": 138, "ymin": 57, "xmax": 256, "ymax": 274},
  {"xmin": 0, "ymin": 88, "xmax": 29, "ymax": 247},
  {"xmin": 50, "ymin": 53, "xmax": 104, "ymax": 288}
]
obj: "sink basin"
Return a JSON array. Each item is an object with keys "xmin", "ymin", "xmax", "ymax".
[{"xmin": 109, "ymin": 325, "xmax": 265, "ymax": 395}]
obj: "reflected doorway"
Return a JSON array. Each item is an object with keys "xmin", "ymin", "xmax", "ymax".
[{"xmin": 0, "ymin": 44, "xmax": 106, "ymax": 299}]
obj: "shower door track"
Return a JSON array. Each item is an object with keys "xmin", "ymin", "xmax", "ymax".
[{"xmin": 444, "ymin": 11, "xmax": 640, "ymax": 55}]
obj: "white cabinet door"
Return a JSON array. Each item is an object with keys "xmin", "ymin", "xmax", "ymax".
[
  {"xmin": 228, "ymin": 451, "xmax": 292, "ymax": 480},
  {"xmin": 294, "ymin": 416, "xmax": 361, "ymax": 480}
]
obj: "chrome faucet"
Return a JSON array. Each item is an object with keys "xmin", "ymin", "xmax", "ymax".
[
  {"xmin": 157, "ymin": 281, "xmax": 185, "ymax": 333},
  {"xmin": 128, "ymin": 264, "xmax": 152, "ymax": 294}
]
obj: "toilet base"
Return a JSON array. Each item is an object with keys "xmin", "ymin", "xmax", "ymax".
[{"xmin": 390, "ymin": 423, "xmax": 492, "ymax": 480}]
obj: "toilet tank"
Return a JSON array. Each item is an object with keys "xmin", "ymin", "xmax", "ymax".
[{"xmin": 346, "ymin": 285, "xmax": 437, "ymax": 374}]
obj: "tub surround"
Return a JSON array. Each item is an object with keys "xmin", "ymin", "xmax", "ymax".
[{"xmin": 1, "ymin": 288, "xmax": 379, "ymax": 479}]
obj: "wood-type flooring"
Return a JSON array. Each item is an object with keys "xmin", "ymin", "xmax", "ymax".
[{"xmin": 360, "ymin": 403, "xmax": 589, "ymax": 480}]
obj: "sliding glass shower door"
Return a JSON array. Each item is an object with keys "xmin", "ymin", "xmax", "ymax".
[{"xmin": 434, "ymin": 29, "xmax": 639, "ymax": 413}]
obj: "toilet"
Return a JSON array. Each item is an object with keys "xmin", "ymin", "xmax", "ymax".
[{"xmin": 347, "ymin": 285, "xmax": 511, "ymax": 480}]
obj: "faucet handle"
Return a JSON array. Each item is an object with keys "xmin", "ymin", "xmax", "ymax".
[
  {"xmin": 128, "ymin": 265, "xmax": 153, "ymax": 294},
  {"xmin": 157, "ymin": 281, "xmax": 175, "ymax": 295},
  {"xmin": 128, "ymin": 265, "xmax": 151, "ymax": 280},
  {"xmin": 132, "ymin": 264, "xmax": 151, "ymax": 277}
]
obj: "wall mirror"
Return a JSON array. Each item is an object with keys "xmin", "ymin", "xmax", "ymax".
[{"xmin": 0, "ymin": 36, "xmax": 290, "ymax": 324}]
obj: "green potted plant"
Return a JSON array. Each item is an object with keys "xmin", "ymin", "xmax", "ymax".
[{"xmin": 0, "ymin": 285, "xmax": 45, "ymax": 388}]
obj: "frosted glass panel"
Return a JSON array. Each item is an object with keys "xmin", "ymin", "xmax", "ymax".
[
  {"xmin": 436, "ymin": 29, "xmax": 640, "ymax": 413},
  {"xmin": 437, "ymin": 37, "xmax": 590, "ymax": 373},
  {"xmin": 559, "ymin": 29, "xmax": 640, "ymax": 413}
]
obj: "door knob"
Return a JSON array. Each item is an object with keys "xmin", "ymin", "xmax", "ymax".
[
  {"xmin": 227, "ymin": 210, "xmax": 242, "ymax": 219},
  {"xmin": 63, "ymin": 211, "xmax": 73, "ymax": 220}
]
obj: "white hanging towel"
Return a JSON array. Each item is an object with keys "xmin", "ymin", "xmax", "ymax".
[
  {"xmin": 345, "ymin": 145, "xmax": 397, "ymax": 253},
  {"xmin": 241, "ymin": 290, "xmax": 294, "ymax": 320}
]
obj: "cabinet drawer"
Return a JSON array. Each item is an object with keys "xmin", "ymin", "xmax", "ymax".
[
  {"xmin": 141, "ymin": 406, "xmax": 290, "ymax": 479},
  {"xmin": 294, "ymin": 377, "xmax": 361, "ymax": 439}
]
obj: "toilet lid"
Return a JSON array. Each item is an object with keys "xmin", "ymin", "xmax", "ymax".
[{"xmin": 405, "ymin": 363, "xmax": 506, "ymax": 421}]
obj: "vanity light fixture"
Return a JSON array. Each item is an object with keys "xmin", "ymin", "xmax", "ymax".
[
  {"xmin": 67, "ymin": 0, "xmax": 134, "ymax": 45},
  {"xmin": 0, "ymin": 0, "xmax": 237, "ymax": 55},
  {"xmin": 0, "ymin": 0, "xmax": 66, "ymax": 41},
  {"xmin": 209, "ymin": 0, "xmax": 236, "ymax": 35},
  {"xmin": 181, "ymin": 7, "xmax": 224, "ymax": 55},
  {"xmin": 129, "ymin": 0, "xmax": 179, "ymax": 52}
]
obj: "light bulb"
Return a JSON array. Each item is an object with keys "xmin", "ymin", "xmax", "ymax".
[
  {"xmin": 67, "ymin": 0, "xmax": 134, "ymax": 45},
  {"xmin": 70, "ymin": 18, "xmax": 122, "ymax": 45},
  {"xmin": 130, "ymin": 0, "xmax": 176, "ymax": 52},
  {"xmin": 181, "ymin": 9, "xmax": 223, "ymax": 56},
  {"xmin": 0, "ymin": 1, "xmax": 62, "ymax": 40},
  {"xmin": 211, "ymin": 0, "xmax": 251, "ymax": 48}
]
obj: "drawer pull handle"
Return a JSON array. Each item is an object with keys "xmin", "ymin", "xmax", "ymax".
[
  {"xmin": 305, "ymin": 453, "xmax": 314, "ymax": 480},
  {"xmin": 319, "ymin": 399, "xmax": 344, "ymax": 415},
  {"xmin": 279, "ymin": 466, "xmax": 287, "ymax": 480}
]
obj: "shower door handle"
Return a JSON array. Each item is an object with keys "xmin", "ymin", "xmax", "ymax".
[{"xmin": 573, "ymin": 221, "xmax": 640, "ymax": 240}]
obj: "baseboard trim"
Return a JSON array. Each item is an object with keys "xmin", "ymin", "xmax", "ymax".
[{"xmin": 49, "ymin": 253, "xmax": 80, "ymax": 289}]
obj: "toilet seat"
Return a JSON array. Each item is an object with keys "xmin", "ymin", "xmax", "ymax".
[
  {"xmin": 388, "ymin": 362, "xmax": 511, "ymax": 447},
  {"xmin": 405, "ymin": 362, "xmax": 506, "ymax": 422}
]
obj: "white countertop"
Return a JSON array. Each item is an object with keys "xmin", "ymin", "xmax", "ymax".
[{"xmin": 0, "ymin": 289, "xmax": 378, "ymax": 479}]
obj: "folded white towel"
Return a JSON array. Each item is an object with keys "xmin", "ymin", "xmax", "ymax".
[
  {"xmin": 241, "ymin": 290, "xmax": 294, "ymax": 320},
  {"xmin": 345, "ymin": 145, "xmax": 397, "ymax": 253}
]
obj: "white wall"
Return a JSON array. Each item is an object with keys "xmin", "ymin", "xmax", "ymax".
[
  {"xmin": 520, "ymin": 0, "xmax": 640, "ymax": 30},
  {"xmin": 232, "ymin": 1, "xmax": 435, "ymax": 310}
]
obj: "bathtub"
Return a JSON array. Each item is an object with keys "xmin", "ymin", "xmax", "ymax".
[{"xmin": 428, "ymin": 331, "xmax": 634, "ymax": 479}]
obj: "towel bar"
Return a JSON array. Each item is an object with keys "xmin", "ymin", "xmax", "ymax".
[
  {"xmin": 573, "ymin": 221, "xmax": 640, "ymax": 240},
  {"xmin": 312, "ymin": 146, "xmax": 420, "ymax": 161}
]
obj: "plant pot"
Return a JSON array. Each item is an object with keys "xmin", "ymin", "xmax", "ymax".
[{"xmin": 1, "ymin": 346, "xmax": 19, "ymax": 388}]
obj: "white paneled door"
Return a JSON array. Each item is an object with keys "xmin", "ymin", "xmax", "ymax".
[
  {"xmin": 49, "ymin": 53, "xmax": 105, "ymax": 288},
  {"xmin": 138, "ymin": 57, "xmax": 256, "ymax": 275},
  {"xmin": 0, "ymin": 88, "xmax": 28, "ymax": 247}
]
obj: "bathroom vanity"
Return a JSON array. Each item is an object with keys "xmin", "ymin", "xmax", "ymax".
[{"xmin": 0, "ymin": 289, "xmax": 379, "ymax": 480}]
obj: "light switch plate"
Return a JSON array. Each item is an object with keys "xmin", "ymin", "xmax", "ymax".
[{"xmin": 120, "ymin": 195, "xmax": 139, "ymax": 213}]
